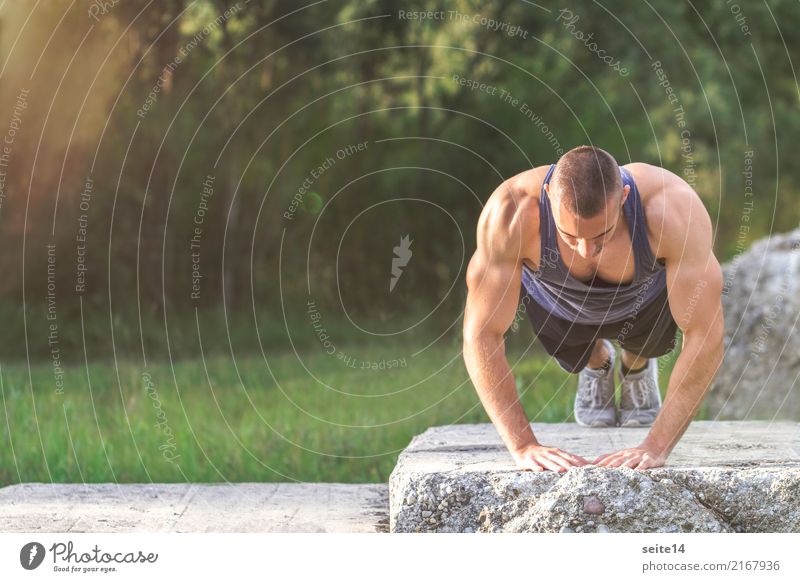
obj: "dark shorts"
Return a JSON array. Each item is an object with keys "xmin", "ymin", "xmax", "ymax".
[{"xmin": 520, "ymin": 283, "xmax": 679, "ymax": 374}]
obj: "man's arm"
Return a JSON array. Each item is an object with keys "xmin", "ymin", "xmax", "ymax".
[
  {"xmin": 595, "ymin": 181, "xmax": 724, "ymax": 469},
  {"xmin": 463, "ymin": 185, "xmax": 589, "ymax": 472},
  {"xmin": 641, "ymin": 190, "xmax": 724, "ymax": 462}
]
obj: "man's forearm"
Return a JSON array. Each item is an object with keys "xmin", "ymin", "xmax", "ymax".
[
  {"xmin": 463, "ymin": 335, "xmax": 537, "ymax": 453},
  {"xmin": 642, "ymin": 332, "xmax": 723, "ymax": 459}
]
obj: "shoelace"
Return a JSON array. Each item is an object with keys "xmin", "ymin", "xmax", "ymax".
[
  {"xmin": 628, "ymin": 377, "xmax": 652, "ymax": 408},
  {"xmin": 580, "ymin": 373, "xmax": 611, "ymax": 408}
]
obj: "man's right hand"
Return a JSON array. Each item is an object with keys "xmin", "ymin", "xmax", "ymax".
[{"xmin": 511, "ymin": 443, "xmax": 591, "ymax": 473}]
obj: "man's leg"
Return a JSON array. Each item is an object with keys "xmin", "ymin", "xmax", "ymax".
[
  {"xmin": 575, "ymin": 337, "xmax": 617, "ymax": 427},
  {"xmin": 587, "ymin": 338, "xmax": 613, "ymax": 369},
  {"xmin": 615, "ymin": 287, "xmax": 679, "ymax": 426},
  {"xmin": 620, "ymin": 349, "xmax": 648, "ymax": 374},
  {"xmin": 519, "ymin": 289, "xmax": 602, "ymax": 374},
  {"xmin": 519, "ymin": 290, "xmax": 617, "ymax": 426}
]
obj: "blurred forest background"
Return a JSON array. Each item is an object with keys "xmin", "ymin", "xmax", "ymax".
[
  {"xmin": 1, "ymin": 0, "xmax": 798, "ymax": 362},
  {"xmin": 0, "ymin": 1, "xmax": 797, "ymax": 483}
]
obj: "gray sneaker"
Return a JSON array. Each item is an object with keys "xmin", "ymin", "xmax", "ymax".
[
  {"xmin": 619, "ymin": 358, "xmax": 662, "ymax": 427},
  {"xmin": 574, "ymin": 339, "xmax": 617, "ymax": 427}
]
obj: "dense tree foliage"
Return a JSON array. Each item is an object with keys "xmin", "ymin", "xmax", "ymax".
[{"xmin": 0, "ymin": 0, "xmax": 797, "ymax": 360}]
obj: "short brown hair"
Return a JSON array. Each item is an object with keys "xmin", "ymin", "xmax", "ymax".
[{"xmin": 550, "ymin": 146, "xmax": 622, "ymax": 218}]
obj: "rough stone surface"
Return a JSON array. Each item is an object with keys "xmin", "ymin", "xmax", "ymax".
[
  {"xmin": 709, "ymin": 227, "xmax": 800, "ymax": 420},
  {"xmin": 389, "ymin": 421, "xmax": 800, "ymax": 533},
  {"xmin": 0, "ymin": 483, "xmax": 388, "ymax": 533}
]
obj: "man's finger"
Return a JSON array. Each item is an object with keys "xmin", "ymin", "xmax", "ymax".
[
  {"xmin": 608, "ymin": 453, "xmax": 638, "ymax": 468},
  {"xmin": 598, "ymin": 451, "xmax": 629, "ymax": 467},
  {"xmin": 537, "ymin": 455, "xmax": 566, "ymax": 472},
  {"xmin": 622, "ymin": 456, "xmax": 640, "ymax": 469},
  {"xmin": 564, "ymin": 452, "xmax": 591, "ymax": 466},
  {"xmin": 592, "ymin": 451, "xmax": 616, "ymax": 465},
  {"xmin": 596, "ymin": 452, "xmax": 624, "ymax": 466},
  {"xmin": 521, "ymin": 458, "xmax": 543, "ymax": 472},
  {"xmin": 635, "ymin": 456, "xmax": 661, "ymax": 471},
  {"xmin": 544, "ymin": 451, "xmax": 574, "ymax": 470}
]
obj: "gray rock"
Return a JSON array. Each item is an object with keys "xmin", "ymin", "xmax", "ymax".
[
  {"xmin": 710, "ymin": 228, "xmax": 800, "ymax": 419},
  {"xmin": 389, "ymin": 421, "xmax": 800, "ymax": 533},
  {"xmin": 559, "ymin": 526, "xmax": 574, "ymax": 533},
  {"xmin": 596, "ymin": 524, "xmax": 610, "ymax": 533},
  {"xmin": 583, "ymin": 496, "xmax": 605, "ymax": 515}
]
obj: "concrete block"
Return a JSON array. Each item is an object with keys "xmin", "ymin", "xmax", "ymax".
[
  {"xmin": 0, "ymin": 483, "xmax": 389, "ymax": 533},
  {"xmin": 389, "ymin": 421, "xmax": 800, "ymax": 533}
]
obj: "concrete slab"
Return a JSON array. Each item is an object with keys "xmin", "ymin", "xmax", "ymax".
[
  {"xmin": 389, "ymin": 421, "xmax": 800, "ymax": 533},
  {"xmin": 0, "ymin": 483, "xmax": 389, "ymax": 533}
]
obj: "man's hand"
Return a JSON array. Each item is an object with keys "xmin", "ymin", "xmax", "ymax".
[
  {"xmin": 512, "ymin": 443, "xmax": 591, "ymax": 473},
  {"xmin": 592, "ymin": 444, "xmax": 666, "ymax": 470}
]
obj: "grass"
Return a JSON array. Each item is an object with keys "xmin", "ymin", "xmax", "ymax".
[{"xmin": 0, "ymin": 329, "xmax": 688, "ymax": 486}]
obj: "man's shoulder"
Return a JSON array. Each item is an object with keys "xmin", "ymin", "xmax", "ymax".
[
  {"xmin": 496, "ymin": 165, "xmax": 551, "ymax": 200},
  {"xmin": 485, "ymin": 165, "xmax": 549, "ymax": 220},
  {"xmin": 478, "ymin": 165, "xmax": 550, "ymax": 258},
  {"xmin": 625, "ymin": 162, "xmax": 710, "ymax": 260}
]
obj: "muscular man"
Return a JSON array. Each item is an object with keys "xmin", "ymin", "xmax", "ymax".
[{"xmin": 463, "ymin": 146, "xmax": 724, "ymax": 472}]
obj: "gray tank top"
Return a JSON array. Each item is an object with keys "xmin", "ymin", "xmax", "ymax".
[{"xmin": 521, "ymin": 164, "xmax": 667, "ymax": 324}]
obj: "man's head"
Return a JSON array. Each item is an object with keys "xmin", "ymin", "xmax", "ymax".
[{"xmin": 544, "ymin": 145, "xmax": 630, "ymax": 259}]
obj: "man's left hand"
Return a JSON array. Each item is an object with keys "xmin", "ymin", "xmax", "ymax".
[{"xmin": 591, "ymin": 445, "xmax": 666, "ymax": 470}]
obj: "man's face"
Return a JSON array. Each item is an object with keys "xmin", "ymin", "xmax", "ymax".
[{"xmin": 547, "ymin": 185, "xmax": 628, "ymax": 259}]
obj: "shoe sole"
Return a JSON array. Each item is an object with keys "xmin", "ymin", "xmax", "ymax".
[
  {"xmin": 619, "ymin": 418, "xmax": 654, "ymax": 428},
  {"xmin": 575, "ymin": 416, "xmax": 617, "ymax": 428}
]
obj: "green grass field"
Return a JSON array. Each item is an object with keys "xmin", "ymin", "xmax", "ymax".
[{"xmin": 0, "ymin": 334, "xmax": 687, "ymax": 486}]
